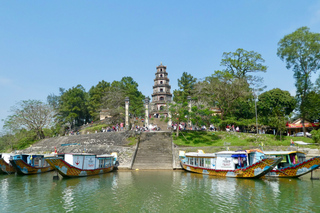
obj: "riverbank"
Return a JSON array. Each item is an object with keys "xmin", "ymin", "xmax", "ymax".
[{"xmin": 10, "ymin": 131, "xmax": 320, "ymax": 170}]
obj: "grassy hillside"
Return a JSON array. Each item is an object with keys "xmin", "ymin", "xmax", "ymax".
[{"xmin": 173, "ymin": 131, "xmax": 317, "ymax": 151}]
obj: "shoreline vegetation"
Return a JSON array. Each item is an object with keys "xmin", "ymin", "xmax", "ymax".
[{"xmin": 172, "ymin": 130, "xmax": 317, "ymax": 150}]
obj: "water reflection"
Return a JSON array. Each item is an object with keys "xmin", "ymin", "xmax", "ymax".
[{"xmin": 0, "ymin": 170, "xmax": 320, "ymax": 212}]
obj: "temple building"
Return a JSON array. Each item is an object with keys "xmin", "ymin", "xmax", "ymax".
[{"xmin": 150, "ymin": 63, "xmax": 172, "ymax": 117}]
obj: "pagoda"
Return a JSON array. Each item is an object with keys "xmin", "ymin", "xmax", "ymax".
[{"xmin": 150, "ymin": 63, "xmax": 172, "ymax": 117}]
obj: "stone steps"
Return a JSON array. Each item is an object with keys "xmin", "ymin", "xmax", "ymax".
[{"xmin": 132, "ymin": 132, "xmax": 173, "ymax": 170}]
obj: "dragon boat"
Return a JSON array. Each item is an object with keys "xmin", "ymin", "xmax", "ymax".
[
  {"xmin": 45, "ymin": 153, "xmax": 118, "ymax": 178},
  {"xmin": 0, "ymin": 153, "xmax": 16, "ymax": 174},
  {"xmin": 10, "ymin": 154, "xmax": 54, "ymax": 175},
  {"xmin": 263, "ymin": 151, "xmax": 320, "ymax": 178},
  {"xmin": 180, "ymin": 149, "xmax": 282, "ymax": 178}
]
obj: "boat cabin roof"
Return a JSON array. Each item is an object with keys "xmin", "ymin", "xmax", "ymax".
[
  {"xmin": 96, "ymin": 154, "xmax": 113, "ymax": 158},
  {"xmin": 264, "ymin": 151, "xmax": 305, "ymax": 155},
  {"xmin": 185, "ymin": 152, "xmax": 216, "ymax": 158},
  {"xmin": 59, "ymin": 153, "xmax": 114, "ymax": 157},
  {"xmin": 216, "ymin": 151, "xmax": 247, "ymax": 155},
  {"xmin": 59, "ymin": 153, "xmax": 96, "ymax": 156}
]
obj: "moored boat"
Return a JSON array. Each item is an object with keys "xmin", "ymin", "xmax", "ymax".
[
  {"xmin": 0, "ymin": 153, "xmax": 16, "ymax": 174},
  {"xmin": 263, "ymin": 151, "xmax": 320, "ymax": 178},
  {"xmin": 180, "ymin": 150, "xmax": 282, "ymax": 178},
  {"xmin": 45, "ymin": 153, "xmax": 118, "ymax": 178},
  {"xmin": 10, "ymin": 154, "xmax": 54, "ymax": 175}
]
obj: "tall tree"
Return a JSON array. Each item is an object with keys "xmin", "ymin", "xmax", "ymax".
[
  {"xmin": 195, "ymin": 70, "xmax": 250, "ymax": 120},
  {"xmin": 173, "ymin": 72, "xmax": 197, "ymax": 103},
  {"xmin": 277, "ymin": 26, "xmax": 320, "ymax": 135},
  {"xmin": 221, "ymin": 48, "xmax": 267, "ymax": 87},
  {"xmin": 258, "ymin": 88, "xmax": 296, "ymax": 138},
  {"xmin": 166, "ymin": 102, "xmax": 189, "ymax": 137},
  {"xmin": 4, "ymin": 100, "xmax": 54, "ymax": 139},
  {"xmin": 101, "ymin": 77, "xmax": 145, "ymax": 124},
  {"xmin": 87, "ymin": 80, "xmax": 111, "ymax": 120},
  {"xmin": 58, "ymin": 85, "xmax": 89, "ymax": 129}
]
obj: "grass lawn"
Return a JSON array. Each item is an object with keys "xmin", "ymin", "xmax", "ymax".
[{"xmin": 173, "ymin": 131, "xmax": 318, "ymax": 151}]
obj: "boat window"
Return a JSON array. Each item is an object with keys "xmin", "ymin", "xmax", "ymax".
[
  {"xmin": 205, "ymin": 158, "xmax": 211, "ymax": 168},
  {"xmin": 200, "ymin": 158, "xmax": 204, "ymax": 167},
  {"xmin": 298, "ymin": 154, "xmax": 306, "ymax": 163},
  {"xmin": 105, "ymin": 158, "xmax": 111, "ymax": 167},
  {"xmin": 34, "ymin": 157, "xmax": 41, "ymax": 167},
  {"xmin": 190, "ymin": 158, "xmax": 194, "ymax": 165},
  {"xmin": 99, "ymin": 159, "xmax": 105, "ymax": 168}
]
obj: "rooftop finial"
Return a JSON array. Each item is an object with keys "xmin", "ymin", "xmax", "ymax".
[{"xmin": 160, "ymin": 62, "xmax": 162, "ymax": 65}]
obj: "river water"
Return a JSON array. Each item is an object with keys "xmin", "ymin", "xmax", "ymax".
[{"xmin": 1, "ymin": 170, "xmax": 320, "ymax": 212}]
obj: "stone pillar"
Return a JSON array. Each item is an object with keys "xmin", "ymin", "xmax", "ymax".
[
  {"xmin": 125, "ymin": 97, "xmax": 129, "ymax": 130},
  {"xmin": 187, "ymin": 96, "xmax": 192, "ymax": 129},
  {"xmin": 168, "ymin": 101, "xmax": 172, "ymax": 127},
  {"xmin": 145, "ymin": 97, "xmax": 150, "ymax": 127}
]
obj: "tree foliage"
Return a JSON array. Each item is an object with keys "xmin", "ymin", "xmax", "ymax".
[
  {"xmin": 58, "ymin": 85, "xmax": 89, "ymax": 129},
  {"xmin": 173, "ymin": 72, "xmax": 197, "ymax": 103},
  {"xmin": 258, "ymin": 88, "xmax": 296, "ymax": 136},
  {"xmin": 166, "ymin": 102, "xmax": 189, "ymax": 137},
  {"xmin": 277, "ymin": 26, "xmax": 320, "ymax": 134},
  {"xmin": 195, "ymin": 70, "xmax": 250, "ymax": 120},
  {"xmin": 88, "ymin": 80, "xmax": 111, "ymax": 120},
  {"xmin": 221, "ymin": 48, "xmax": 267, "ymax": 86},
  {"xmin": 5, "ymin": 100, "xmax": 54, "ymax": 139},
  {"xmin": 101, "ymin": 77, "xmax": 145, "ymax": 124}
]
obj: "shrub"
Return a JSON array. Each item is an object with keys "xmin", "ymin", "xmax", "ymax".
[{"xmin": 310, "ymin": 129, "xmax": 320, "ymax": 143}]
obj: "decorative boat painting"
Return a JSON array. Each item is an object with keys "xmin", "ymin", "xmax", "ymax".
[
  {"xmin": 45, "ymin": 153, "xmax": 118, "ymax": 178},
  {"xmin": 180, "ymin": 150, "xmax": 282, "ymax": 179},
  {"xmin": 10, "ymin": 154, "xmax": 54, "ymax": 175},
  {"xmin": 263, "ymin": 151, "xmax": 320, "ymax": 178},
  {"xmin": 0, "ymin": 153, "xmax": 16, "ymax": 174}
]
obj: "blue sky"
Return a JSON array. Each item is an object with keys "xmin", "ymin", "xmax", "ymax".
[{"xmin": 1, "ymin": 1, "xmax": 320, "ymax": 131}]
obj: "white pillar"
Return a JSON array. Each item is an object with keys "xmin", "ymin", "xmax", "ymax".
[
  {"xmin": 187, "ymin": 96, "xmax": 192, "ymax": 129},
  {"xmin": 145, "ymin": 97, "xmax": 150, "ymax": 127},
  {"xmin": 125, "ymin": 97, "xmax": 129, "ymax": 130},
  {"xmin": 168, "ymin": 102, "xmax": 172, "ymax": 126}
]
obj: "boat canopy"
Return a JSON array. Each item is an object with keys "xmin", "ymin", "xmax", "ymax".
[
  {"xmin": 216, "ymin": 151, "xmax": 247, "ymax": 155},
  {"xmin": 231, "ymin": 154, "xmax": 247, "ymax": 158},
  {"xmin": 185, "ymin": 153, "xmax": 216, "ymax": 158},
  {"xmin": 264, "ymin": 151, "xmax": 305, "ymax": 155},
  {"xmin": 96, "ymin": 154, "xmax": 113, "ymax": 158}
]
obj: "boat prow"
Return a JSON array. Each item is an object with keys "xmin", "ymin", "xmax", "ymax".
[
  {"xmin": 265, "ymin": 156, "xmax": 320, "ymax": 178},
  {"xmin": 10, "ymin": 154, "xmax": 54, "ymax": 175},
  {"xmin": 0, "ymin": 153, "xmax": 16, "ymax": 174}
]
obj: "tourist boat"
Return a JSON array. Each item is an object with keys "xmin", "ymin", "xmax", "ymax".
[
  {"xmin": 45, "ymin": 153, "xmax": 118, "ymax": 178},
  {"xmin": 10, "ymin": 154, "xmax": 54, "ymax": 175},
  {"xmin": 0, "ymin": 153, "xmax": 16, "ymax": 174},
  {"xmin": 263, "ymin": 151, "xmax": 320, "ymax": 178},
  {"xmin": 180, "ymin": 150, "xmax": 282, "ymax": 178}
]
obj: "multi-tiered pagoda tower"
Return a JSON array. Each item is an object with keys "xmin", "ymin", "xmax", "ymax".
[{"xmin": 150, "ymin": 63, "xmax": 172, "ymax": 117}]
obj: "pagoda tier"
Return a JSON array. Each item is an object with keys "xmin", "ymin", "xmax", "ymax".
[{"xmin": 150, "ymin": 63, "xmax": 172, "ymax": 113}]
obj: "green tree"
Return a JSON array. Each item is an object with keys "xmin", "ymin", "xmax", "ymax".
[
  {"xmin": 87, "ymin": 80, "xmax": 111, "ymax": 120},
  {"xmin": 190, "ymin": 105, "xmax": 220, "ymax": 129},
  {"xmin": 166, "ymin": 102, "xmax": 189, "ymax": 137},
  {"xmin": 258, "ymin": 88, "xmax": 296, "ymax": 139},
  {"xmin": 4, "ymin": 100, "xmax": 54, "ymax": 139},
  {"xmin": 58, "ymin": 85, "xmax": 89, "ymax": 129},
  {"xmin": 173, "ymin": 72, "xmax": 197, "ymax": 103},
  {"xmin": 195, "ymin": 71, "xmax": 250, "ymax": 120},
  {"xmin": 101, "ymin": 77, "xmax": 145, "ymax": 124},
  {"xmin": 221, "ymin": 48, "xmax": 267, "ymax": 86},
  {"xmin": 277, "ymin": 26, "xmax": 320, "ymax": 136},
  {"xmin": 310, "ymin": 129, "xmax": 320, "ymax": 143},
  {"xmin": 304, "ymin": 91, "xmax": 320, "ymax": 122}
]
